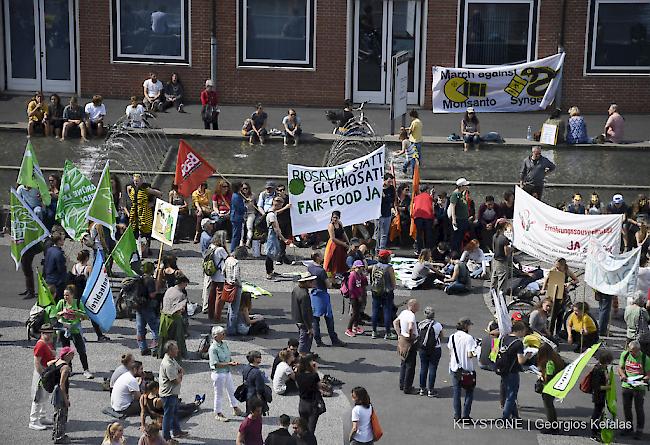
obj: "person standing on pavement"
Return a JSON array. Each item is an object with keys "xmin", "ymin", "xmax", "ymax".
[
  {"xmin": 345, "ymin": 260, "xmax": 368, "ymax": 338},
  {"xmin": 275, "ymin": 184, "xmax": 293, "ymax": 265},
  {"xmin": 596, "ymin": 291, "xmax": 615, "ymax": 338},
  {"xmin": 291, "ymin": 273, "xmax": 316, "ymax": 356},
  {"xmin": 618, "ymin": 340, "xmax": 650, "ymax": 439},
  {"xmin": 230, "ymin": 182, "xmax": 247, "ymax": 253},
  {"xmin": 265, "ymin": 197, "xmax": 289, "ymax": 280},
  {"xmin": 200, "ymin": 218, "xmax": 216, "ymax": 313},
  {"xmin": 449, "ymin": 178, "xmax": 470, "ymax": 253},
  {"xmin": 51, "ymin": 346, "xmax": 74, "ymax": 444},
  {"xmin": 374, "ymin": 173, "xmax": 395, "ymax": 250},
  {"xmin": 498, "ymin": 321, "xmax": 532, "ymax": 421},
  {"xmin": 519, "ymin": 146, "xmax": 556, "ymax": 200},
  {"xmin": 44, "ymin": 232, "xmax": 67, "ymax": 300},
  {"xmin": 370, "ymin": 250, "xmax": 397, "ymax": 340},
  {"xmin": 307, "ymin": 251, "xmax": 346, "ymax": 348},
  {"xmin": 417, "ymin": 307, "xmax": 443, "ymax": 397},
  {"xmin": 237, "ymin": 397, "xmax": 265, "ymax": 445},
  {"xmin": 394, "ymin": 299, "xmax": 420, "ymax": 395},
  {"xmin": 265, "ymin": 414, "xmax": 296, "ymax": 445},
  {"xmin": 209, "ymin": 326, "xmax": 244, "ymax": 422},
  {"xmin": 324, "ymin": 210, "xmax": 350, "ymax": 276},
  {"xmin": 136, "ymin": 262, "xmax": 159, "ymax": 356},
  {"xmin": 20, "ymin": 243, "xmax": 43, "ymax": 300},
  {"xmin": 243, "ymin": 350, "xmax": 271, "ymax": 415},
  {"xmin": 448, "ymin": 318, "xmax": 478, "ymax": 421},
  {"xmin": 402, "ymin": 109, "xmax": 423, "ymax": 163},
  {"xmin": 296, "ymin": 355, "xmax": 325, "ymax": 434},
  {"xmin": 55, "ymin": 285, "xmax": 94, "ymax": 379},
  {"xmin": 207, "ymin": 231, "xmax": 229, "ymax": 322},
  {"xmin": 258, "ymin": 181, "xmax": 276, "ymax": 213},
  {"xmin": 535, "ymin": 344, "xmax": 565, "ymax": 433},
  {"xmin": 29, "ymin": 323, "xmax": 56, "ymax": 431},
  {"xmin": 624, "ymin": 291, "xmax": 650, "ymax": 355},
  {"xmin": 491, "ymin": 219, "xmax": 512, "ymax": 296},
  {"xmin": 159, "ymin": 340, "xmax": 189, "ymax": 441},
  {"xmin": 348, "ymin": 386, "xmax": 374, "ymax": 445}
]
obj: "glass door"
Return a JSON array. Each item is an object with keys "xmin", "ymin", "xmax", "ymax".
[
  {"xmin": 353, "ymin": 0, "xmax": 422, "ymax": 105},
  {"xmin": 3, "ymin": 0, "xmax": 76, "ymax": 93}
]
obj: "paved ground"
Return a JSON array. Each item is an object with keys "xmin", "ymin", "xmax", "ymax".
[{"xmin": 0, "ymin": 232, "xmax": 647, "ymax": 445}]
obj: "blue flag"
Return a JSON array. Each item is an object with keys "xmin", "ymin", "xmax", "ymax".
[{"xmin": 81, "ymin": 249, "xmax": 116, "ymax": 332}]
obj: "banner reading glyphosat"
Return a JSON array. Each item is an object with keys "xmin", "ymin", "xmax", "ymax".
[
  {"xmin": 288, "ymin": 146, "xmax": 385, "ymax": 235},
  {"xmin": 512, "ymin": 187, "xmax": 622, "ymax": 269},
  {"xmin": 432, "ymin": 53, "xmax": 565, "ymax": 113}
]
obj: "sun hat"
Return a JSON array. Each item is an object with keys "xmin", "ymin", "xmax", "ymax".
[
  {"xmin": 59, "ymin": 346, "xmax": 75, "ymax": 358},
  {"xmin": 352, "ymin": 260, "xmax": 365, "ymax": 267},
  {"xmin": 297, "ymin": 271, "xmax": 317, "ymax": 282},
  {"xmin": 40, "ymin": 323, "xmax": 54, "ymax": 333},
  {"xmin": 456, "ymin": 177, "xmax": 470, "ymax": 187}
]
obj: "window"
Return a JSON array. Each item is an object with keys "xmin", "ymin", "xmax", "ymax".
[
  {"xmin": 587, "ymin": 0, "xmax": 650, "ymax": 74},
  {"xmin": 111, "ymin": 0, "xmax": 189, "ymax": 64},
  {"xmin": 458, "ymin": 0, "xmax": 538, "ymax": 68},
  {"xmin": 239, "ymin": 0, "xmax": 315, "ymax": 68}
]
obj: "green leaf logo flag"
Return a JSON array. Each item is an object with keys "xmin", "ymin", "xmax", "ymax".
[
  {"xmin": 56, "ymin": 160, "xmax": 97, "ymax": 240},
  {"xmin": 17, "ymin": 140, "xmax": 51, "ymax": 206},
  {"xmin": 37, "ymin": 272, "xmax": 55, "ymax": 308},
  {"xmin": 112, "ymin": 225, "xmax": 139, "ymax": 277},
  {"xmin": 85, "ymin": 161, "xmax": 117, "ymax": 240},
  {"xmin": 10, "ymin": 187, "xmax": 49, "ymax": 270},
  {"xmin": 543, "ymin": 342, "xmax": 601, "ymax": 399}
]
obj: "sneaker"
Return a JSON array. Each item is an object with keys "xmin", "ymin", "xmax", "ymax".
[
  {"xmin": 403, "ymin": 387, "xmax": 419, "ymax": 395},
  {"xmin": 266, "ymin": 274, "xmax": 275, "ymax": 280},
  {"xmin": 54, "ymin": 436, "xmax": 71, "ymax": 444},
  {"xmin": 97, "ymin": 335, "xmax": 110, "ymax": 342},
  {"xmin": 371, "ymin": 330, "xmax": 378, "ymax": 339},
  {"xmin": 28, "ymin": 422, "xmax": 47, "ymax": 430},
  {"xmin": 172, "ymin": 431, "xmax": 190, "ymax": 439},
  {"xmin": 178, "ymin": 104, "xmax": 185, "ymax": 113},
  {"xmin": 215, "ymin": 413, "xmax": 229, "ymax": 422},
  {"xmin": 419, "ymin": 388, "xmax": 426, "ymax": 396},
  {"xmin": 332, "ymin": 340, "xmax": 348, "ymax": 347},
  {"xmin": 275, "ymin": 260, "xmax": 282, "ymax": 265},
  {"xmin": 385, "ymin": 332, "xmax": 398, "ymax": 340},
  {"xmin": 427, "ymin": 389, "xmax": 438, "ymax": 398},
  {"xmin": 83, "ymin": 370, "xmax": 94, "ymax": 379},
  {"xmin": 353, "ymin": 326, "xmax": 365, "ymax": 335},
  {"xmin": 315, "ymin": 340, "xmax": 329, "ymax": 348},
  {"xmin": 344, "ymin": 329, "xmax": 356, "ymax": 338},
  {"xmin": 233, "ymin": 407, "xmax": 244, "ymax": 417},
  {"xmin": 141, "ymin": 348, "xmax": 151, "ymax": 356},
  {"xmin": 40, "ymin": 417, "xmax": 54, "ymax": 425}
]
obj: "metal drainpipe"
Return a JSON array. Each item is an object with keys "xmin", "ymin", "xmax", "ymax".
[
  {"xmin": 555, "ymin": 0, "xmax": 568, "ymax": 109},
  {"xmin": 210, "ymin": 0, "xmax": 217, "ymax": 87}
]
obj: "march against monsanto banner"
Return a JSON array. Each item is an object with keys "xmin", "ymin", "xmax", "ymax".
[
  {"xmin": 288, "ymin": 146, "xmax": 385, "ymax": 234},
  {"xmin": 585, "ymin": 238, "xmax": 641, "ymax": 298},
  {"xmin": 432, "ymin": 53, "xmax": 565, "ymax": 113},
  {"xmin": 512, "ymin": 187, "xmax": 622, "ymax": 269}
]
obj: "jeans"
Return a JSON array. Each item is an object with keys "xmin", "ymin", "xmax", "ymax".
[
  {"xmin": 211, "ymin": 371, "xmax": 239, "ymax": 414},
  {"xmin": 622, "ymin": 388, "xmax": 645, "ymax": 431},
  {"xmin": 371, "ymin": 291, "xmax": 394, "ymax": 333},
  {"xmin": 445, "ymin": 281, "xmax": 468, "ymax": 294},
  {"xmin": 230, "ymin": 219, "xmax": 243, "ymax": 253},
  {"xmin": 597, "ymin": 294, "xmax": 613, "ymax": 336},
  {"xmin": 399, "ymin": 346, "xmax": 418, "ymax": 391},
  {"xmin": 463, "ymin": 134, "xmax": 480, "ymax": 145},
  {"xmin": 419, "ymin": 348, "xmax": 442, "ymax": 391},
  {"xmin": 136, "ymin": 304, "xmax": 160, "ymax": 352},
  {"xmin": 451, "ymin": 370, "xmax": 474, "ymax": 419},
  {"xmin": 297, "ymin": 323, "xmax": 313, "ymax": 353},
  {"xmin": 162, "ymin": 394, "xmax": 181, "ymax": 440},
  {"xmin": 312, "ymin": 315, "xmax": 340, "ymax": 344},
  {"xmin": 414, "ymin": 217, "xmax": 434, "ymax": 252},
  {"xmin": 501, "ymin": 372, "xmax": 520, "ymax": 419},
  {"xmin": 402, "ymin": 157, "xmax": 416, "ymax": 175},
  {"xmin": 451, "ymin": 219, "xmax": 469, "ymax": 252},
  {"xmin": 226, "ymin": 286, "xmax": 242, "ymax": 336},
  {"xmin": 298, "ymin": 398, "xmax": 320, "ymax": 434},
  {"xmin": 374, "ymin": 216, "xmax": 392, "ymax": 250}
]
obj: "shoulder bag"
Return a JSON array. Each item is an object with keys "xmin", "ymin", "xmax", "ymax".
[
  {"xmin": 370, "ymin": 406, "xmax": 384, "ymax": 441},
  {"xmin": 451, "ymin": 334, "xmax": 476, "ymax": 390},
  {"xmin": 221, "ymin": 282, "xmax": 238, "ymax": 304}
]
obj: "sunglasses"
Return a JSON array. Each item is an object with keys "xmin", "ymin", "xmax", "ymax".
[
  {"xmin": 290, "ymin": 113, "xmax": 296, "ymax": 116},
  {"xmin": 277, "ymin": 188, "xmax": 285, "ymax": 192}
]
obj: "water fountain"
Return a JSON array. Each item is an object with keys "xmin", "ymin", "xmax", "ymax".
[{"xmin": 321, "ymin": 116, "xmax": 384, "ymax": 167}]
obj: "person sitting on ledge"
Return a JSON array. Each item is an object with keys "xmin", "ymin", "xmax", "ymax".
[
  {"xmin": 604, "ymin": 103, "xmax": 624, "ymax": 144},
  {"xmin": 247, "ymin": 103, "xmax": 269, "ymax": 145},
  {"xmin": 566, "ymin": 106, "xmax": 589, "ymax": 144}
]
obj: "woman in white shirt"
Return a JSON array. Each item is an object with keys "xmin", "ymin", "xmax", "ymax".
[
  {"xmin": 459, "ymin": 239, "xmax": 487, "ymax": 278},
  {"xmin": 272, "ymin": 349, "xmax": 296, "ymax": 395},
  {"xmin": 125, "ymin": 96, "xmax": 146, "ymax": 128},
  {"xmin": 349, "ymin": 386, "xmax": 374, "ymax": 444}
]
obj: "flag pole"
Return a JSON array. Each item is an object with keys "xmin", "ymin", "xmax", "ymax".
[{"xmin": 154, "ymin": 242, "xmax": 164, "ymax": 279}]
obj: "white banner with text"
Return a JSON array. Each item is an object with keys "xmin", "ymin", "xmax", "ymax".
[{"xmin": 585, "ymin": 238, "xmax": 641, "ymax": 298}]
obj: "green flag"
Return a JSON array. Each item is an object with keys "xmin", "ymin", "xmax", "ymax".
[
  {"xmin": 112, "ymin": 225, "xmax": 139, "ymax": 277},
  {"xmin": 543, "ymin": 343, "xmax": 601, "ymax": 399},
  {"xmin": 10, "ymin": 187, "xmax": 49, "ymax": 270},
  {"xmin": 599, "ymin": 366, "xmax": 617, "ymax": 444},
  {"xmin": 55, "ymin": 160, "xmax": 97, "ymax": 240},
  {"xmin": 17, "ymin": 141, "xmax": 50, "ymax": 206},
  {"xmin": 37, "ymin": 272, "xmax": 55, "ymax": 308},
  {"xmin": 86, "ymin": 161, "xmax": 117, "ymax": 240}
]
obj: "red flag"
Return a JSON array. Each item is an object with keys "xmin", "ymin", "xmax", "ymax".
[{"xmin": 174, "ymin": 140, "xmax": 216, "ymax": 197}]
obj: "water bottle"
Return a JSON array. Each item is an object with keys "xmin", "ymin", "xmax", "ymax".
[{"xmin": 526, "ymin": 126, "xmax": 532, "ymax": 141}]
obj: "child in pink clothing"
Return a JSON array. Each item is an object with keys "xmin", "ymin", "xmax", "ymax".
[{"xmin": 345, "ymin": 260, "xmax": 368, "ymax": 337}]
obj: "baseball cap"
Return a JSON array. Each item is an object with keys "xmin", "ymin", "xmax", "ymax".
[
  {"xmin": 349, "ymin": 237, "xmax": 361, "ymax": 246},
  {"xmin": 612, "ymin": 194, "xmax": 623, "ymax": 204},
  {"xmin": 205, "ymin": 79, "xmax": 213, "ymax": 87},
  {"xmin": 466, "ymin": 107, "xmax": 475, "ymax": 113},
  {"xmin": 378, "ymin": 249, "xmax": 392, "ymax": 258},
  {"xmin": 297, "ymin": 271, "xmax": 317, "ymax": 282},
  {"xmin": 59, "ymin": 346, "xmax": 75, "ymax": 358},
  {"xmin": 40, "ymin": 323, "xmax": 54, "ymax": 333},
  {"xmin": 265, "ymin": 180, "xmax": 276, "ymax": 188},
  {"xmin": 456, "ymin": 177, "xmax": 470, "ymax": 187},
  {"xmin": 352, "ymin": 260, "xmax": 365, "ymax": 267},
  {"xmin": 511, "ymin": 311, "xmax": 523, "ymax": 322},
  {"xmin": 201, "ymin": 217, "xmax": 214, "ymax": 230}
]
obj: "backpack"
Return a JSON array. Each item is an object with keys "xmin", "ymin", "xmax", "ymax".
[
  {"xmin": 234, "ymin": 368, "xmax": 253, "ymax": 402},
  {"xmin": 26, "ymin": 304, "xmax": 47, "ymax": 341},
  {"xmin": 197, "ymin": 334, "xmax": 210, "ymax": 360},
  {"xmin": 203, "ymin": 245, "xmax": 224, "ymax": 277},
  {"xmin": 40, "ymin": 362, "xmax": 65, "ymax": 393},
  {"xmin": 340, "ymin": 271, "xmax": 351, "ymax": 299},
  {"xmin": 370, "ymin": 265, "xmax": 387, "ymax": 295},
  {"xmin": 253, "ymin": 212, "xmax": 269, "ymax": 242},
  {"xmin": 120, "ymin": 276, "xmax": 148, "ymax": 310},
  {"xmin": 494, "ymin": 336, "xmax": 520, "ymax": 376},
  {"xmin": 579, "ymin": 368, "xmax": 593, "ymax": 393},
  {"xmin": 417, "ymin": 320, "xmax": 441, "ymax": 352}
]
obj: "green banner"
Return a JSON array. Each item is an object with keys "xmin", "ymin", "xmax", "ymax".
[
  {"xmin": 37, "ymin": 271, "xmax": 55, "ymax": 308},
  {"xmin": 600, "ymin": 367, "xmax": 617, "ymax": 444},
  {"xmin": 55, "ymin": 160, "xmax": 97, "ymax": 240},
  {"xmin": 10, "ymin": 187, "xmax": 49, "ymax": 270},
  {"xmin": 17, "ymin": 141, "xmax": 50, "ymax": 206},
  {"xmin": 112, "ymin": 225, "xmax": 138, "ymax": 277},
  {"xmin": 86, "ymin": 161, "xmax": 117, "ymax": 240},
  {"xmin": 543, "ymin": 343, "xmax": 601, "ymax": 399}
]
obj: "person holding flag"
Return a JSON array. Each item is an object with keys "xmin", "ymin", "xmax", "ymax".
[
  {"xmin": 590, "ymin": 350, "xmax": 614, "ymax": 441},
  {"xmin": 55, "ymin": 284, "xmax": 94, "ymax": 379}
]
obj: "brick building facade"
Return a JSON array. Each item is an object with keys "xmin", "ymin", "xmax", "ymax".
[{"xmin": 2, "ymin": 0, "xmax": 649, "ymax": 112}]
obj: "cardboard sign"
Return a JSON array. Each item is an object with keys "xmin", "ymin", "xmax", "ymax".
[
  {"xmin": 540, "ymin": 123, "xmax": 558, "ymax": 145},
  {"xmin": 151, "ymin": 198, "xmax": 179, "ymax": 247}
]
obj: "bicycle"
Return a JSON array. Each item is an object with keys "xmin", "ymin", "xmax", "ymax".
[
  {"xmin": 326, "ymin": 101, "xmax": 375, "ymax": 137},
  {"xmin": 505, "ymin": 282, "xmax": 577, "ymax": 319}
]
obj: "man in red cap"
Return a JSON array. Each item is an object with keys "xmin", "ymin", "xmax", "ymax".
[{"xmin": 370, "ymin": 250, "xmax": 398, "ymax": 340}]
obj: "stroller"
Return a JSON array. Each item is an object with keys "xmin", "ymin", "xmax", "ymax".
[{"xmin": 26, "ymin": 304, "xmax": 47, "ymax": 340}]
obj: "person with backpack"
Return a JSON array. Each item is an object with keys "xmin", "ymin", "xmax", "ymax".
[
  {"xmin": 624, "ymin": 290, "xmax": 650, "ymax": 355},
  {"xmin": 590, "ymin": 350, "xmax": 613, "ymax": 441},
  {"xmin": 497, "ymin": 321, "xmax": 533, "ymax": 421},
  {"xmin": 51, "ymin": 346, "xmax": 74, "ymax": 444},
  {"xmin": 70, "ymin": 249, "xmax": 109, "ymax": 342},
  {"xmin": 206, "ymin": 231, "xmax": 229, "ymax": 322},
  {"xmin": 447, "ymin": 318, "xmax": 478, "ymax": 421},
  {"xmin": 29, "ymin": 323, "xmax": 56, "ymax": 431},
  {"xmin": 535, "ymin": 344, "xmax": 565, "ymax": 434},
  {"xmin": 158, "ymin": 274, "xmax": 190, "ymax": 361},
  {"xmin": 135, "ymin": 262, "xmax": 160, "ymax": 356},
  {"xmin": 618, "ymin": 340, "xmax": 650, "ymax": 439},
  {"xmin": 370, "ymin": 250, "xmax": 397, "ymax": 340},
  {"xmin": 242, "ymin": 350, "xmax": 271, "ymax": 415},
  {"xmin": 55, "ymin": 285, "xmax": 94, "ymax": 379},
  {"xmin": 417, "ymin": 307, "xmax": 443, "ymax": 397},
  {"xmin": 345, "ymin": 260, "xmax": 368, "ymax": 338},
  {"xmin": 443, "ymin": 251, "xmax": 471, "ymax": 295}
]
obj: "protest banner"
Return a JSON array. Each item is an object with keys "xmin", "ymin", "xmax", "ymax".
[
  {"xmin": 152, "ymin": 198, "xmax": 179, "ymax": 247},
  {"xmin": 174, "ymin": 140, "xmax": 216, "ymax": 197},
  {"xmin": 512, "ymin": 187, "xmax": 622, "ymax": 269},
  {"xmin": 81, "ymin": 249, "xmax": 116, "ymax": 332},
  {"xmin": 86, "ymin": 161, "xmax": 117, "ymax": 240},
  {"xmin": 543, "ymin": 343, "xmax": 600, "ymax": 399},
  {"xmin": 585, "ymin": 238, "xmax": 641, "ymax": 298},
  {"xmin": 56, "ymin": 161, "xmax": 97, "ymax": 240},
  {"xmin": 432, "ymin": 53, "xmax": 565, "ymax": 113},
  {"xmin": 111, "ymin": 225, "xmax": 139, "ymax": 277},
  {"xmin": 17, "ymin": 141, "xmax": 51, "ymax": 205},
  {"xmin": 10, "ymin": 187, "xmax": 49, "ymax": 270},
  {"xmin": 288, "ymin": 146, "xmax": 385, "ymax": 234}
]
